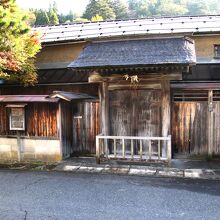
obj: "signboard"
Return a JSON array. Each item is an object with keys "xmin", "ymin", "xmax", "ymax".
[{"xmin": 10, "ymin": 107, "xmax": 25, "ymax": 130}]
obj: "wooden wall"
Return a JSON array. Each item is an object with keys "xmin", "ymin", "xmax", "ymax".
[{"xmin": 0, "ymin": 103, "xmax": 58, "ymax": 137}]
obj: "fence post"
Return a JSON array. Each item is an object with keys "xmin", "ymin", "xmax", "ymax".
[
  {"xmin": 96, "ymin": 136, "xmax": 100, "ymax": 164},
  {"xmin": 167, "ymin": 135, "xmax": 172, "ymax": 165}
]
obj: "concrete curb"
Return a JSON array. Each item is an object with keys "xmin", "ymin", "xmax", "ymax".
[{"xmin": 54, "ymin": 164, "xmax": 220, "ymax": 180}]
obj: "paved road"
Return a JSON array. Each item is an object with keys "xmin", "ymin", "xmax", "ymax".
[{"xmin": 0, "ymin": 171, "xmax": 220, "ymax": 220}]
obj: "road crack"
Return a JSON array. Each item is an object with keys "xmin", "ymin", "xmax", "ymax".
[{"xmin": 24, "ymin": 210, "xmax": 27, "ymax": 220}]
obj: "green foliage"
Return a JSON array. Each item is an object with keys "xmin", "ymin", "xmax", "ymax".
[
  {"xmin": 48, "ymin": 2, "xmax": 59, "ymax": 25},
  {"xmin": 59, "ymin": 11, "xmax": 77, "ymax": 23},
  {"xmin": 74, "ymin": 17, "xmax": 89, "ymax": 23},
  {"xmin": 127, "ymin": 0, "xmax": 220, "ymax": 18},
  {"xmin": 155, "ymin": 0, "xmax": 188, "ymax": 16},
  {"xmin": 34, "ymin": 9, "xmax": 50, "ymax": 25},
  {"xmin": 33, "ymin": 1, "xmax": 59, "ymax": 26},
  {"xmin": 83, "ymin": 0, "xmax": 116, "ymax": 20},
  {"xmin": 23, "ymin": 0, "xmax": 220, "ymax": 25},
  {"xmin": 108, "ymin": 0, "xmax": 129, "ymax": 19},
  {"xmin": 0, "ymin": 0, "xmax": 41, "ymax": 85},
  {"xmin": 91, "ymin": 14, "xmax": 104, "ymax": 21}
]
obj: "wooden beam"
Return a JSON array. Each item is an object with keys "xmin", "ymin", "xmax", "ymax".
[
  {"xmin": 89, "ymin": 72, "xmax": 182, "ymax": 83},
  {"xmin": 171, "ymin": 83, "xmax": 220, "ymax": 90},
  {"xmin": 161, "ymin": 80, "xmax": 171, "ymax": 158},
  {"xmin": 108, "ymin": 83, "xmax": 161, "ymax": 90}
]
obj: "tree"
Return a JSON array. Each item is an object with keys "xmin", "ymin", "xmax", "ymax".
[
  {"xmin": 91, "ymin": 14, "xmax": 104, "ymax": 21},
  {"xmin": 83, "ymin": 0, "xmax": 116, "ymax": 20},
  {"xmin": 186, "ymin": 0, "xmax": 219, "ymax": 15},
  {"xmin": 108, "ymin": 0, "xmax": 129, "ymax": 19},
  {"xmin": 48, "ymin": 2, "xmax": 59, "ymax": 25},
  {"xmin": 48, "ymin": 9, "xmax": 59, "ymax": 25},
  {"xmin": 0, "ymin": 0, "xmax": 41, "ymax": 85},
  {"xmin": 34, "ymin": 9, "xmax": 50, "ymax": 26},
  {"xmin": 128, "ymin": 0, "xmax": 156, "ymax": 18},
  {"xmin": 155, "ymin": 0, "xmax": 188, "ymax": 16},
  {"xmin": 59, "ymin": 11, "xmax": 77, "ymax": 23}
]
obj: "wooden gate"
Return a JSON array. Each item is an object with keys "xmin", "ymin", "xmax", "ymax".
[
  {"xmin": 72, "ymin": 101, "xmax": 100, "ymax": 154},
  {"xmin": 109, "ymin": 89, "xmax": 161, "ymax": 155},
  {"xmin": 172, "ymin": 90, "xmax": 220, "ymax": 156},
  {"xmin": 172, "ymin": 102, "xmax": 208, "ymax": 155},
  {"xmin": 109, "ymin": 89, "xmax": 161, "ymax": 137}
]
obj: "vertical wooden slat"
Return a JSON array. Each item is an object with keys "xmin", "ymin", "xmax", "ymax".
[
  {"xmin": 131, "ymin": 139, "xmax": 134, "ymax": 160},
  {"xmin": 114, "ymin": 138, "xmax": 116, "ymax": 159},
  {"xmin": 208, "ymin": 90, "xmax": 213, "ymax": 157},
  {"xmin": 158, "ymin": 140, "xmax": 161, "ymax": 160},
  {"xmin": 96, "ymin": 136, "xmax": 100, "ymax": 164},
  {"xmin": 105, "ymin": 138, "xmax": 108, "ymax": 159},
  {"xmin": 167, "ymin": 135, "xmax": 172, "ymax": 164},
  {"xmin": 140, "ymin": 140, "xmax": 143, "ymax": 160},
  {"xmin": 122, "ymin": 138, "xmax": 125, "ymax": 159},
  {"xmin": 149, "ymin": 140, "xmax": 152, "ymax": 160}
]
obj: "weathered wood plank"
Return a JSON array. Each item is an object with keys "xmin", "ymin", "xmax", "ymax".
[
  {"xmin": 208, "ymin": 90, "xmax": 213, "ymax": 157},
  {"xmin": 131, "ymin": 139, "xmax": 134, "ymax": 160},
  {"xmin": 114, "ymin": 139, "xmax": 116, "ymax": 158},
  {"xmin": 172, "ymin": 101, "xmax": 208, "ymax": 155},
  {"xmin": 122, "ymin": 138, "xmax": 125, "ymax": 159},
  {"xmin": 158, "ymin": 140, "xmax": 161, "ymax": 160},
  {"xmin": 149, "ymin": 140, "xmax": 152, "ymax": 160},
  {"xmin": 140, "ymin": 140, "xmax": 143, "ymax": 160}
]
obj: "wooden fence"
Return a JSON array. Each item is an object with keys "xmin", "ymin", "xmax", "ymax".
[{"xmin": 96, "ymin": 134, "xmax": 172, "ymax": 164}]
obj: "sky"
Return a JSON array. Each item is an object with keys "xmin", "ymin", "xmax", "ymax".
[{"xmin": 16, "ymin": 0, "xmax": 90, "ymax": 14}]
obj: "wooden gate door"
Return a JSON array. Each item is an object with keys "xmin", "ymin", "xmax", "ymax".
[
  {"xmin": 109, "ymin": 89, "xmax": 161, "ymax": 154},
  {"xmin": 172, "ymin": 90, "xmax": 209, "ymax": 156},
  {"xmin": 72, "ymin": 101, "xmax": 100, "ymax": 154},
  {"xmin": 109, "ymin": 89, "xmax": 161, "ymax": 137},
  {"xmin": 172, "ymin": 102, "xmax": 208, "ymax": 155}
]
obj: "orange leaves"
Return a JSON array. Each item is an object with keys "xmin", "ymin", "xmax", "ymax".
[{"xmin": 0, "ymin": 51, "xmax": 21, "ymax": 72}]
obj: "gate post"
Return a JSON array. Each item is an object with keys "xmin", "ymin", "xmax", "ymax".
[
  {"xmin": 208, "ymin": 90, "xmax": 213, "ymax": 158},
  {"xmin": 161, "ymin": 80, "xmax": 171, "ymax": 158},
  {"xmin": 167, "ymin": 135, "xmax": 172, "ymax": 165},
  {"xmin": 96, "ymin": 136, "xmax": 100, "ymax": 164}
]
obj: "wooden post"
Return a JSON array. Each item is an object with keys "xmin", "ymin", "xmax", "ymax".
[
  {"xmin": 158, "ymin": 140, "xmax": 161, "ymax": 160},
  {"xmin": 131, "ymin": 139, "xmax": 134, "ymax": 160},
  {"xmin": 96, "ymin": 136, "xmax": 100, "ymax": 164},
  {"xmin": 114, "ymin": 139, "xmax": 116, "ymax": 159},
  {"xmin": 99, "ymin": 82, "xmax": 110, "ymax": 156},
  {"xmin": 57, "ymin": 102, "xmax": 63, "ymax": 159},
  {"xmin": 161, "ymin": 80, "xmax": 171, "ymax": 158},
  {"xmin": 140, "ymin": 140, "xmax": 143, "ymax": 160},
  {"xmin": 122, "ymin": 139, "xmax": 125, "ymax": 159},
  {"xmin": 208, "ymin": 90, "xmax": 213, "ymax": 158},
  {"xmin": 149, "ymin": 140, "xmax": 152, "ymax": 160},
  {"xmin": 167, "ymin": 135, "xmax": 172, "ymax": 165},
  {"xmin": 16, "ymin": 131, "xmax": 21, "ymax": 162}
]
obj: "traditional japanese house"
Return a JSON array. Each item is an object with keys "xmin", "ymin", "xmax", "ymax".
[{"xmin": 0, "ymin": 15, "xmax": 220, "ymax": 162}]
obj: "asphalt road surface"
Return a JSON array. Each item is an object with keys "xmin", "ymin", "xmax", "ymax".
[{"xmin": 0, "ymin": 170, "xmax": 219, "ymax": 220}]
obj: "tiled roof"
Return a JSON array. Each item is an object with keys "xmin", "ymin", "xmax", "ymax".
[
  {"xmin": 49, "ymin": 91, "xmax": 97, "ymax": 101},
  {"xmin": 68, "ymin": 37, "xmax": 196, "ymax": 69},
  {"xmin": 34, "ymin": 15, "xmax": 220, "ymax": 43}
]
